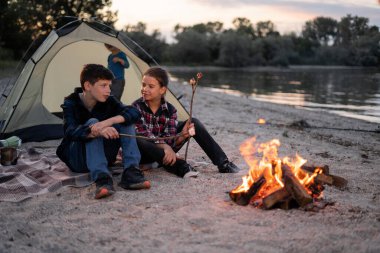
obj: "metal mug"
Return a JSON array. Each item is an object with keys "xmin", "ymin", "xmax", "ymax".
[{"xmin": 1, "ymin": 147, "xmax": 18, "ymax": 166}]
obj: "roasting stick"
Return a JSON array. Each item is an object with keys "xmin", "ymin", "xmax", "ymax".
[
  {"xmin": 119, "ymin": 133, "xmax": 182, "ymax": 141},
  {"xmin": 184, "ymin": 72, "xmax": 202, "ymax": 161}
]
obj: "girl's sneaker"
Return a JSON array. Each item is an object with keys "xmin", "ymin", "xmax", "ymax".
[
  {"xmin": 218, "ymin": 161, "xmax": 240, "ymax": 173},
  {"xmin": 165, "ymin": 159, "xmax": 199, "ymax": 178}
]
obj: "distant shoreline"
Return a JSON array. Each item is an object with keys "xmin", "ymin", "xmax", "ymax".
[
  {"xmin": 0, "ymin": 64, "xmax": 377, "ymax": 80},
  {"xmin": 165, "ymin": 65, "xmax": 379, "ymax": 72}
]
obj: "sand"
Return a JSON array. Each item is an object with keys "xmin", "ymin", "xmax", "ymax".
[{"xmin": 0, "ymin": 79, "xmax": 379, "ymax": 253}]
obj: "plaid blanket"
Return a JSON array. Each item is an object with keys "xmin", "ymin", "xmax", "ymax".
[{"xmin": 0, "ymin": 148, "xmax": 92, "ymax": 202}]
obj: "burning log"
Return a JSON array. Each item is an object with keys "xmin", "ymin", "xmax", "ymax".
[
  {"xmin": 229, "ymin": 176, "xmax": 266, "ymax": 206},
  {"xmin": 302, "ymin": 199, "xmax": 336, "ymax": 212},
  {"xmin": 308, "ymin": 181, "xmax": 325, "ymax": 198},
  {"xmin": 315, "ymin": 173, "xmax": 334, "ymax": 185},
  {"xmin": 301, "ymin": 165, "xmax": 329, "ymax": 174},
  {"xmin": 277, "ymin": 198, "xmax": 299, "ymax": 210},
  {"xmin": 262, "ymin": 188, "xmax": 290, "ymax": 209},
  {"xmin": 300, "ymin": 165, "xmax": 347, "ymax": 189},
  {"xmin": 329, "ymin": 174, "xmax": 348, "ymax": 189},
  {"xmin": 282, "ymin": 164, "xmax": 313, "ymax": 207}
]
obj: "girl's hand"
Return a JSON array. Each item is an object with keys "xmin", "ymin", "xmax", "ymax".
[
  {"xmin": 188, "ymin": 124, "xmax": 195, "ymax": 136},
  {"xmin": 181, "ymin": 121, "xmax": 195, "ymax": 138},
  {"xmin": 162, "ymin": 144, "xmax": 177, "ymax": 166}
]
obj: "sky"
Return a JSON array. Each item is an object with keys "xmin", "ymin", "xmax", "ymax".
[{"xmin": 110, "ymin": 0, "xmax": 380, "ymax": 42}]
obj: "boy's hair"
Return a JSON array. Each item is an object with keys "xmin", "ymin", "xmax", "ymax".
[
  {"xmin": 104, "ymin": 43, "xmax": 120, "ymax": 52},
  {"xmin": 104, "ymin": 43, "xmax": 113, "ymax": 49},
  {"xmin": 143, "ymin": 67, "xmax": 169, "ymax": 87},
  {"xmin": 80, "ymin": 64, "xmax": 114, "ymax": 89}
]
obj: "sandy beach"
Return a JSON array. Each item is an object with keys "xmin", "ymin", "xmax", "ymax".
[{"xmin": 0, "ymin": 79, "xmax": 379, "ymax": 253}]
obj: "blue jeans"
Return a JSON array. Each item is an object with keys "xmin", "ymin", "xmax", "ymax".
[
  {"xmin": 84, "ymin": 118, "xmax": 140, "ymax": 180},
  {"xmin": 111, "ymin": 79, "xmax": 125, "ymax": 101}
]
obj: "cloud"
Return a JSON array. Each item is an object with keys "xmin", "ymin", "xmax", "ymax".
[
  {"xmin": 193, "ymin": 0, "xmax": 377, "ymax": 8},
  {"xmin": 192, "ymin": 0, "xmax": 380, "ymax": 26}
]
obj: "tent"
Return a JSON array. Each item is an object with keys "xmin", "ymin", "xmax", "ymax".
[{"xmin": 0, "ymin": 19, "xmax": 188, "ymax": 142}]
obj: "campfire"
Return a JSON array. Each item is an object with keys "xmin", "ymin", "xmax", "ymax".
[{"xmin": 229, "ymin": 137, "xmax": 347, "ymax": 210}]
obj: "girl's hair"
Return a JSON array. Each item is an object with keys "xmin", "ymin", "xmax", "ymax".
[
  {"xmin": 143, "ymin": 67, "xmax": 169, "ymax": 87},
  {"xmin": 80, "ymin": 64, "xmax": 114, "ymax": 89}
]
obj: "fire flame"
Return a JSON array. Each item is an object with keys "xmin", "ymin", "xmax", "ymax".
[{"xmin": 232, "ymin": 138, "xmax": 321, "ymax": 198}]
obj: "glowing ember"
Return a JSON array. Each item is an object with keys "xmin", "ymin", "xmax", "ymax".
[
  {"xmin": 257, "ymin": 118, "xmax": 266, "ymax": 124},
  {"xmin": 231, "ymin": 138, "xmax": 324, "ymax": 208}
]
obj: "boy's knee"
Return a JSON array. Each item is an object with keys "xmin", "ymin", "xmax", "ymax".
[
  {"xmin": 118, "ymin": 123, "xmax": 136, "ymax": 134},
  {"xmin": 86, "ymin": 118, "xmax": 99, "ymax": 126}
]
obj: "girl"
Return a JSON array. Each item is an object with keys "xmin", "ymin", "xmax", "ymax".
[{"xmin": 132, "ymin": 67, "xmax": 240, "ymax": 178}]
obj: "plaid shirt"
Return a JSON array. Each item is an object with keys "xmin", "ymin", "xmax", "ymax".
[{"xmin": 132, "ymin": 97, "xmax": 178, "ymax": 146}]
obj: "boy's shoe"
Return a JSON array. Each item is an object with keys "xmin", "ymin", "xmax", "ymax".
[
  {"xmin": 218, "ymin": 161, "xmax": 240, "ymax": 173},
  {"xmin": 95, "ymin": 173, "xmax": 115, "ymax": 199},
  {"xmin": 118, "ymin": 166, "xmax": 151, "ymax": 190}
]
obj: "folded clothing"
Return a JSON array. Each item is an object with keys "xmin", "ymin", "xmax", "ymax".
[{"xmin": 0, "ymin": 136, "xmax": 22, "ymax": 148}]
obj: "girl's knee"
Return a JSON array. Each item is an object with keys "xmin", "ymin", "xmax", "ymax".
[{"xmin": 192, "ymin": 118, "xmax": 204, "ymax": 130}]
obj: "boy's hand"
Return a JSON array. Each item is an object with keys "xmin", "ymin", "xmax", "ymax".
[
  {"xmin": 113, "ymin": 57, "xmax": 124, "ymax": 65},
  {"xmin": 90, "ymin": 121, "xmax": 109, "ymax": 137},
  {"xmin": 89, "ymin": 117, "xmax": 124, "ymax": 138},
  {"xmin": 100, "ymin": 127, "xmax": 119, "ymax": 139}
]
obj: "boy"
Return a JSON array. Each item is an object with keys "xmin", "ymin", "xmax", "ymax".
[
  {"xmin": 56, "ymin": 64, "xmax": 150, "ymax": 199},
  {"xmin": 104, "ymin": 44, "xmax": 129, "ymax": 100},
  {"xmin": 132, "ymin": 67, "xmax": 240, "ymax": 178}
]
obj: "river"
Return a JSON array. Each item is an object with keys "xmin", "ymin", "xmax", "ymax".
[{"xmin": 168, "ymin": 66, "xmax": 380, "ymax": 124}]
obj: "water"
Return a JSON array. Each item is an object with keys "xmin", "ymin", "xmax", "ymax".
[{"xmin": 169, "ymin": 67, "xmax": 380, "ymax": 124}]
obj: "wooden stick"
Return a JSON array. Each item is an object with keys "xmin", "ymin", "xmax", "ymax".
[
  {"xmin": 119, "ymin": 133, "xmax": 182, "ymax": 141},
  {"xmin": 184, "ymin": 90, "xmax": 195, "ymax": 161},
  {"xmin": 184, "ymin": 77, "xmax": 198, "ymax": 161}
]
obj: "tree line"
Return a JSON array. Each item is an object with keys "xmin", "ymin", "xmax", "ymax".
[
  {"xmin": 125, "ymin": 16, "xmax": 380, "ymax": 67},
  {"xmin": 1, "ymin": 1, "xmax": 379, "ymax": 67}
]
